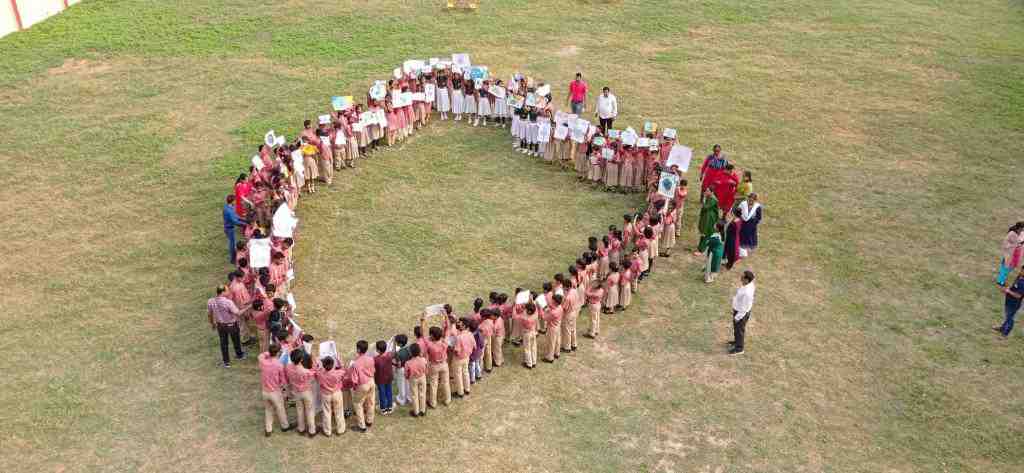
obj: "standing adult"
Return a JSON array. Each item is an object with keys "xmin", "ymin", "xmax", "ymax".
[
  {"xmin": 223, "ymin": 195, "xmax": 247, "ymax": 264},
  {"xmin": 695, "ymin": 187, "xmax": 720, "ymax": 255},
  {"xmin": 738, "ymin": 193, "xmax": 763, "ymax": 254},
  {"xmin": 567, "ymin": 72, "xmax": 588, "ymax": 115},
  {"xmin": 699, "ymin": 144, "xmax": 729, "ymax": 192},
  {"xmin": 596, "ymin": 86, "xmax": 618, "ymax": 132},
  {"xmin": 997, "ymin": 222, "xmax": 1024, "ymax": 286},
  {"xmin": 207, "ymin": 286, "xmax": 246, "ymax": 367},
  {"xmin": 729, "ymin": 270, "xmax": 756, "ymax": 355},
  {"xmin": 993, "ymin": 270, "xmax": 1024, "ymax": 338}
]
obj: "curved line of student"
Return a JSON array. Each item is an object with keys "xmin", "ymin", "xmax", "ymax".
[{"xmin": 210, "ymin": 56, "xmax": 764, "ymax": 437}]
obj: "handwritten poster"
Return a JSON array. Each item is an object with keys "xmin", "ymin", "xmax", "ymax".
[
  {"xmin": 331, "ymin": 96, "xmax": 353, "ymax": 111},
  {"xmin": 666, "ymin": 145, "xmax": 693, "ymax": 172},
  {"xmin": 452, "ymin": 53, "xmax": 471, "ymax": 69},
  {"xmin": 249, "ymin": 238, "xmax": 271, "ymax": 269},
  {"xmin": 657, "ymin": 171, "xmax": 679, "ymax": 199},
  {"xmin": 424, "ymin": 83, "xmax": 436, "ymax": 101}
]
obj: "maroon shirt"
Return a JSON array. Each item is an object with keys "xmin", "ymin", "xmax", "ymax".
[{"xmin": 374, "ymin": 352, "xmax": 394, "ymax": 385}]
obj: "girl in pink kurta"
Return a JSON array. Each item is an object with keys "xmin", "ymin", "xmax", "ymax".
[
  {"xmin": 598, "ymin": 237, "xmax": 611, "ymax": 280},
  {"xmin": 619, "ymin": 257, "xmax": 633, "ymax": 310}
]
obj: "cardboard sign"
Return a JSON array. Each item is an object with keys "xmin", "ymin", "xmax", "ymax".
[
  {"xmin": 264, "ymin": 130, "xmax": 277, "ymax": 147},
  {"xmin": 272, "ymin": 203, "xmax": 298, "ymax": 238},
  {"xmin": 537, "ymin": 121, "xmax": 552, "ymax": 143},
  {"xmin": 662, "ymin": 128, "xmax": 677, "ymax": 139},
  {"xmin": 424, "ymin": 304, "xmax": 446, "ymax": 316},
  {"xmin": 369, "ymin": 81, "xmax": 387, "ymax": 100},
  {"xmin": 424, "ymin": 83, "xmax": 436, "ymax": 101},
  {"xmin": 249, "ymin": 238, "xmax": 271, "ymax": 269},
  {"xmin": 515, "ymin": 291, "xmax": 530, "ymax": 305},
  {"xmin": 553, "ymin": 124, "xmax": 569, "ymax": 140},
  {"xmin": 657, "ymin": 171, "xmax": 679, "ymax": 198},
  {"xmin": 592, "ymin": 136, "xmax": 606, "ymax": 147},
  {"xmin": 534, "ymin": 295, "xmax": 548, "ymax": 309},
  {"xmin": 643, "ymin": 121, "xmax": 656, "ymax": 133},
  {"xmin": 470, "ymin": 66, "xmax": 488, "ymax": 80},
  {"xmin": 666, "ymin": 145, "xmax": 693, "ymax": 172},
  {"xmin": 331, "ymin": 96, "xmax": 353, "ymax": 111},
  {"xmin": 571, "ymin": 119, "xmax": 590, "ymax": 143},
  {"xmin": 525, "ymin": 93, "xmax": 537, "ymax": 108},
  {"xmin": 602, "ymin": 147, "xmax": 615, "ymax": 160},
  {"xmin": 608, "ymin": 129, "xmax": 621, "ymax": 139},
  {"xmin": 489, "ymin": 85, "xmax": 506, "ymax": 99},
  {"xmin": 318, "ymin": 114, "xmax": 331, "ymax": 125},
  {"xmin": 318, "ymin": 341, "xmax": 338, "ymax": 362},
  {"xmin": 535, "ymin": 84, "xmax": 550, "ymax": 97},
  {"xmin": 452, "ymin": 53, "xmax": 471, "ymax": 69},
  {"xmin": 412, "ymin": 92, "xmax": 425, "ymax": 102},
  {"xmin": 637, "ymin": 137, "xmax": 651, "ymax": 148},
  {"xmin": 621, "ymin": 127, "xmax": 638, "ymax": 146}
]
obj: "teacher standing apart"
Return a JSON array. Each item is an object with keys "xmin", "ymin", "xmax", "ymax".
[
  {"xmin": 728, "ymin": 270, "xmax": 756, "ymax": 355},
  {"xmin": 596, "ymin": 86, "xmax": 618, "ymax": 133},
  {"xmin": 567, "ymin": 72, "xmax": 588, "ymax": 115}
]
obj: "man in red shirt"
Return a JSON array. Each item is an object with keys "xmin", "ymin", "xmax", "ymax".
[
  {"xmin": 350, "ymin": 340, "xmax": 376, "ymax": 432},
  {"xmin": 567, "ymin": 72, "xmax": 588, "ymax": 115}
]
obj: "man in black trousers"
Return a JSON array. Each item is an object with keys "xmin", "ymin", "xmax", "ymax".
[{"xmin": 729, "ymin": 271, "xmax": 756, "ymax": 355}]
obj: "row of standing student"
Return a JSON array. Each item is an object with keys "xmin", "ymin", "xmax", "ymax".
[{"xmin": 254, "ymin": 190, "xmax": 687, "ymax": 437}]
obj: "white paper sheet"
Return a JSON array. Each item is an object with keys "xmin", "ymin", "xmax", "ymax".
[
  {"xmin": 666, "ymin": 145, "xmax": 693, "ymax": 172},
  {"xmin": 319, "ymin": 341, "xmax": 338, "ymax": 361},
  {"xmin": 658, "ymin": 171, "xmax": 679, "ymax": 198},
  {"xmin": 452, "ymin": 53, "xmax": 471, "ymax": 69},
  {"xmin": 424, "ymin": 304, "xmax": 445, "ymax": 316},
  {"xmin": 534, "ymin": 295, "xmax": 548, "ymax": 309},
  {"xmin": 662, "ymin": 128, "xmax": 677, "ymax": 139},
  {"xmin": 424, "ymin": 83, "xmax": 436, "ymax": 101},
  {"xmin": 249, "ymin": 238, "xmax": 271, "ymax": 268},
  {"xmin": 251, "ymin": 155, "xmax": 263, "ymax": 171},
  {"xmin": 264, "ymin": 130, "xmax": 276, "ymax": 147},
  {"xmin": 272, "ymin": 203, "xmax": 298, "ymax": 238},
  {"xmin": 515, "ymin": 291, "xmax": 530, "ymax": 305}
]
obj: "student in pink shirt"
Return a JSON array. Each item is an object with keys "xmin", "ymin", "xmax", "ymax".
[
  {"xmin": 478, "ymin": 310, "xmax": 495, "ymax": 372},
  {"xmin": 419, "ymin": 315, "xmax": 451, "ymax": 408},
  {"xmin": 604, "ymin": 263, "xmax": 621, "ymax": 314},
  {"xmin": 404, "ymin": 344, "xmax": 428, "ymax": 417},
  {"xmin": 258, "ymin": 344, "xmax": 293, "ymax": 437},
  {"xmin": 452, "ymin": 318, "xmax": 475, "ymax": 398},
  {"xmin": 316, "ymin": 356, "xmax": 348, "ymax": 436},
  {"xmin": 629, "ymin": 249, "xmax": 644, "ymax": 294},
  {"xmin": 499, "ymin": 293, "xmax": 513, "ymax": 344},
  {"xmin": 469, "ymin": 298, "xmax": 484, "ymax": 326},
  {"xmin": 490, "ymin": 306, "xmax": 505, "ymax": 367},
  {"xmin": 561, "ymin": 275, "xmax": 581, "ymax": 352},
  {"xmin": 539, "ymin": 282, "xmax": 554, "ymax": 334},
  {"xmin": 585, "ymin": 283, "xmax": 606, "ymax": 339},
  {"xmin": 227, "ymin": 271, "xmax": 257, "ymax": 346},
  {"xmin": 285, "ymin": 349, "xmax": 317, "ymax": 437},
  {"xmin": 620, "ymin": 255, "xmax": 634, "ymax": 311},
  {"xmin": 516, "ymin": 303, "xmax": 539, "ymax": 369},
  {"xmin": 350, "ymin": 340, "xmax": 376, "ymax": 432},
  {"xmin": 250, "ymin": 298, "xmax": 272, "ymax": 354},
  {"xmin": 542, "ymin": 295, "xmax": 564, "ymax": 363}
]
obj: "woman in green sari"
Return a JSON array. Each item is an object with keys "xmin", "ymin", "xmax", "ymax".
[
  {"xmin": 699, "ymin": 220, "xmax": 725, "ymax": 283},
  {"xmin": 694, "ymin": 186, "xmax": 720, "ymax": 256}
]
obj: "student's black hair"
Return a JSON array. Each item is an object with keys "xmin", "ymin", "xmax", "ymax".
[
  {"xmin": 650, "ymin": 215, "xmax": 662, "ymax": 226},
  {"xmin": 654, "ymin": 199, "xmax": 666, "ymax": 210},
  {"xmin": 216, "ymin": 286, "xmax": 226, "ymax": 295},
  {"xmin": 554, "ymin": 273, "xmax": 565, "ymax": 284},
  {"xmin": 743, "ymin": 270, "xmax": 756, "ymax": 283},
  {"xmin": 569, "ymin": 266, "xmax": 579, "ymax": 276},
  {"xmin": 301, "ymin": 334, "xmax": 314, "ymax": 343},
  {"xmin": 443, "ymin": 304, "xmax": 453, "ymax": 315},
  {"xmin": 301, "ymin": 352, "xmax": 312, "ymax": 369},
  {"xmin": 356, "ymin": 340, "xmax": 369, "ymax": 354},
  {"xmin": 680, "ymin": 178, "xmax": 688, "ymax": 186},
  {"xmin": 290, "ymin": 349, "xmax": 305, "ymax": 364},
  {"xmin": 473, "ymin": 298, "xmax": 484, "ymax": 312},
  {"xmin": 265, "ymin": 283, "xmax": 277, "ymax": 294},
  {"xmin": 238, "ymin": 257, "xmax": 248, "ymax": 268},
  {"xmin": 489, "ymin": 291, "xmax": 498, "ymax": 303},
  {"xmin": 525, "ymin": 303, "xmax": 536, "ymax": 314},
  {"xmin": 542, "ymin": 281, "xmax": 553, "ymax": 292},
  {"xmin": 498, "ymin": 293, "xmax": 509, "ymax": 304},
  {"xmin": 409, "ymin": 343, "xmax": 421, "ymax": 357},
  {"xmin": 725, "ymin": 163, "xmax": 735, "ymax": 171},
  {"xmin": 322, "ymin": 357, "xmax": 335, "ymax": 370},
  {"xmin": 623, "ymin": 214, "xmax": 633, "ymax": 222},
  {"xmin": 644, "ymin": 227, "xmax": 655, "ymax": 239},
  {"xmin": 609, "ymin": 262, "xmax": 620, "ymax": 273},
  {"xmin": 715, "ymin": 220, "xmax": 726, "ymax": 234},
  {"xmin": 268, "ymin": 343, "xmax": 281, "ymax": 357},
  {"xmin": 303, "ymin": 119, "xmax": 312, "ymax": 128},
  {"xmin": 552, "ymin": 293, "xmax": 564, "ymax": 305},
  {"xmin": 428, "ymin": 326, "xmax": 443, "ymax": 340},
  {"xmin": 235, "ymin": 241, "xmax": 246, "ymax": 251},
  {"xmin": 252, "ymin": 298, "xmax": 264, "ymax": 310},
  {"xmin": 272, "ymin": 298, "xmax": 287, "ymax": 310},
  {"xmin": 588, "ymin": 237, "xmax": 598, "ymax": 251},
  {"xmin": 275, "ymin": 329, "xmax": 289, "ymax": 341},
  {"xmin": 395, "ymin": 334, "xmax": 408, "ymax": 347},
  {"xmin": 614, "ymin": 230, "xmax": 623, "ymax": 240},
  {"xmin": 602, "ymin": 235, "xmax": 610, "ymax": 246},
  {"xmin": 375, "ymin": 340, "xmax": 387, "ymax": 353},
  {"xmin": 227, "ymin": 272, "xmax": 237, "ymax": 281},
  {"xmin": 575, "ymin": 258, "xmax": 585, "ymax": 268},
  {"xmin": 283, "ymin": 237, "xmax": 294, "ymax": 246}
]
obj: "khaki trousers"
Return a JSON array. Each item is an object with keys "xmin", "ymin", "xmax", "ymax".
[
  {"xmin": 294, "ymin": 389, "xmax": 316, "ymax": 434},
  {"xmin": 562, "ymin": 310, "xmax": 579, "ymax": 349},
  {"xmin": 491, "ymin": 333, "xmax": 504, "ymax": 366},
  {"xmin": 589, "ymin": 304, "xmax": 601, "ymax": 337},
  {"xmin": 320, "ymin": 390, "xmax": 345, "ymax": 435},
  {"xmin": 343, "ymin": 389, "xmax": 353, "ymax": 413},
  {"xmin": 482, "ymin": 337, "xmax": 493, "ymax": 370},
  {"xmin": 352, "ymin": 382, "xmax": 376, "ymax": 429},
  {"xmin": 452, "ymin": 357, "xmax": 471, "ymax": 395},
  {"xmin": 620, "ymin": 281, "xmax": 632, "ymax": 308},
  {"xmin": 428, "ymin": 362, "xmax": 451, "ymax": 407},
  {"xmin": 261, "ymin": 390, "xmax": 289, "ymax": 433},
  {"xmin": 546, "ymin": 325, "xmax": 561, "ymax": 361},
  {"xmin": 320, "ymin": 158, "xmax": 334, "ymax": 184},
  {"xmin": 523, "ymin": 330, "xmax": 537, "ymax": 366},
  {"xmin": 410, "ymin": 375, "xmax": 427, "ymax": 414}
]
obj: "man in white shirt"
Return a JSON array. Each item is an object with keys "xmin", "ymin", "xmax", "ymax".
[
  {"xmin": 595, "ymin": 87, "xmax": 618, "ymax": 133},
  {"xmin": 729, "ymin": 270, "xmax": 756, "ymax": 355}
]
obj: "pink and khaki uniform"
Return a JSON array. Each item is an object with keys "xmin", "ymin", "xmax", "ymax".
[
  {"xmin": 620, "ymin": 266, "xmax": 634, "ymax": 309},
  {"xmin": 453, "ymin": 331, "xmax": 475, "ymax": 395},
  {"xmin": 316, "ymin": 366, "xmax": 348, "ymax": 435},
  {"xmin": 285, "ymin": 362, "xmax": 317, "ymax": 435},
  {"xmin": 562, "ymin": 286, "xmax": 581, "ymax": 350},
  {"xmin": 542, "ymin": 305, "xmax": 563, "ymax": 361},
  {"xmin": 518, "ymin": 312, "xmax": 539, "ymax": 367},
  {"xmin": 491, "ymin": 315, "xmax": 505, "ymax": 366},
  {"xmin": 425, "ymin": 339, "xmax": 451, "ymax": 407},
  {"xmin": 258, "ymin": 353, "xmax": 290, "ymax": 433},
  {"xmin": 405, "ymin": 356, "xmax": 428, "ymax": 415},
  {"xmin": 586, "ymin": 287, "xmax": 605, "ymax": 337},
  {"xmin": 604, "ymin": 272, "xmax": 621, "ymax": 309},
  {"xmin": 350, "ymin": 353, "xmax": 376, "ymax": 429},
  {"xmin": 479, "ymin": 318, "xmax": 495, "ymax": 370}
]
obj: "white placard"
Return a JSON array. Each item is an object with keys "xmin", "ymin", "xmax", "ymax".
[
  {"xmin": 264, "ymin": 130, "xmax": 276, "ymax": 147},
  {"xmin": 571, "ymin": 119, "xmax": 590, "ymax": 143},
  {"xmin": 287, "ymin": 293, "xmax": 297, "ymax": 310},
  {"xmin": 412, "ymin": 92, "xmax": 425, "ymax": 101},
  {"xmin": 286, "ymin": 268, "xmax": 295, "ymax": 281},
  {"xmin": 555, "ymin": 287, "xmax": 565, "ymax": 297},
  {"xmin": 274, "ymin": 135, "xmax": 285, "ymax": 147},
  {"xmin": 666, "ymin": 145, "xmax": 693, "ymax": 172},
  {"xmin": 515, "ymin": 291, "xmax": 530, "ymax": 305},
  {"xmin": 537, "ymin": 121, "xmax": 552, "ymax": 143},
  {"xmin": 251, "ymin": 155, "xmax": 264, "ymax": 171},
  {"xmin": 657, "ymin": 171, "xmax": 679, "ymax": 198},
  {"xmin": 489, "ymin": 85, "xmax": 506, "ymax": 99},
  {"xmin": 602, "ymin": 147, "xmax": 615, "ymax": 160},
  {"xmin": 424, "ymin": 304, "xmax": 445, "ymax": 316},
  {"xmin": 553, "ymin": 125, "xmax": 569, "ymax": 141},
  {"xmin": 375, "ymin": 109, "xmax": 387, "ymax": 128},
  {"xmin": 249, "ymin": 238, "xmax": 271, "ymax": 269},
  {"xmin": 535, "ymin": 84, "xmax": 550, "ymax": 97},
  {"xmin": 424, "ymin": 83, "xmax": 436, "ymax": 101},
  {"xmin": 534, "ymin": 295, "xmax": 548, "ymax": 309},
  {"xmin": 272, "ymin": 203, "xmax": 298, "ymax": 238},
  {"xmin": 621, "ymin": 127, "xmax": 638, "ymax": 146},
  {"xmin": 370, "ymin": 81, "xmax": 387, "ymax": 100},
  {"xmin": 393, "ymin": 67, "xmax": 402, "ymax": 79},
  {"xmin": 452, "ymin": 53, "xmax": 471, "ymax": 69},
  {"xmin": 334, "ymin": 132, "xmax": 346, "ymax": 145},
  {"xmin": 663, "ymin": 128, "xmax": 677, "ymax": 139},
  {"xmin": 318, "ymin": 341, "xmax": 338, "ymax": 361},
  {"xmin": 637, "ymin": 137, "xmax": 651, "ymax": 148}
]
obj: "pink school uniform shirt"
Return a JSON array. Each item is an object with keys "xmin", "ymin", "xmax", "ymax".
[
  {"xmin": 285, "ymin": 363, "xmax": 315, "ymax": 393},
  {"xmin": 316, "ymin": 366, "xmax": 348, "ymax": 396},
  {"xmin": 454, "ymin": 331, "xmax": 475, "ymax": 360},
  {"xmin": 258, "ymin": 352, "xmax": 287, "ymax": 392},
  {"xmin": 350, "ymin": 353, "xmax": 375, "ymax": 387},
  {"xmin": 404, "ymin": 357, "xmax": 427, "ymax": 379},
  {"xmin": 543, "ymin": 305, "xmax": 564, "ymax": 328}
]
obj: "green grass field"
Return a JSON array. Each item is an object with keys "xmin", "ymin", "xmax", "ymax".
[{"xmin": 2, "ymin": 0, "xmax": 1023, "ymax": 471}]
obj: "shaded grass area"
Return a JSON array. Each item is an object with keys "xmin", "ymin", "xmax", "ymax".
[{"xmin": 1, "ymin": 0, "xmax": 1023, "ymax": 471}]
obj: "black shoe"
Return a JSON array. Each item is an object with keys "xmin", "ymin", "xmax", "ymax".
[
  {"xmin": 419, "ymin": 410, "xmax": 426, "ymax": 417},
  {"xmin": 222, "ymin": 362, "xmax": 231, "ymax": 368},
  {"xmin": 485, "ymin": 369, "xmax": 493, "ymax": 373},
  {"xmin": 264, "ymin": 431, "xmax": 271, "ymax": 437},
  {"xmin": 571, "ymin": 347, "xmax": 577, "ymax": 352},
  {"xmin": 453, "ymin": 394, "xmax": 463, "ymax": 399},
  {"xmin": 522, "ymin": 362, "xmax": 530, "ymax": 368},
  {"xmin": 355, "ymin": 427, "xmax": 367, "ymax": 433},
  {"xmin": 282, "ymin": 423, "xmax": 296, "ymax": 432},
  {"xmin": 242, "ymin": 337, "xmax": 257, "ymax": 346},
  {"xmin": 542, "ymin": 359, "xmax": 554, "ymax": 364},
  {"xmin": 308, "ymin": 432, "xmax": 317, "ymax": 438},
  {"xmin": 727, "ymin": 340, "xmax": 736, "ymax": 345},
  {"xmin": 366, "ymin": 423, "xmax": 372, "ymax": 428},
  {"xmin": 728, "ymin": 348, "xmax": 745, "ymax": 355},
  {"xmin": 410, "ymin": 411, "xmax": 418, "ymax": 418},
  {"xmin": 236, "ymin": 352, "xmax": 247, "ymax": 360},
  {"xmin": 560, "ymin": 348, "xmax": 572, "ymax": 353}
]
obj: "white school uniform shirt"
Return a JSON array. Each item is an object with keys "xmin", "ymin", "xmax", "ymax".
[
  {"xmin": 732, "ymin": 282, "xmax": 755, "ymax": 320},
  {"xmin": 597, "ymin": 93, "xmax": 618, "ymax": 119}
]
